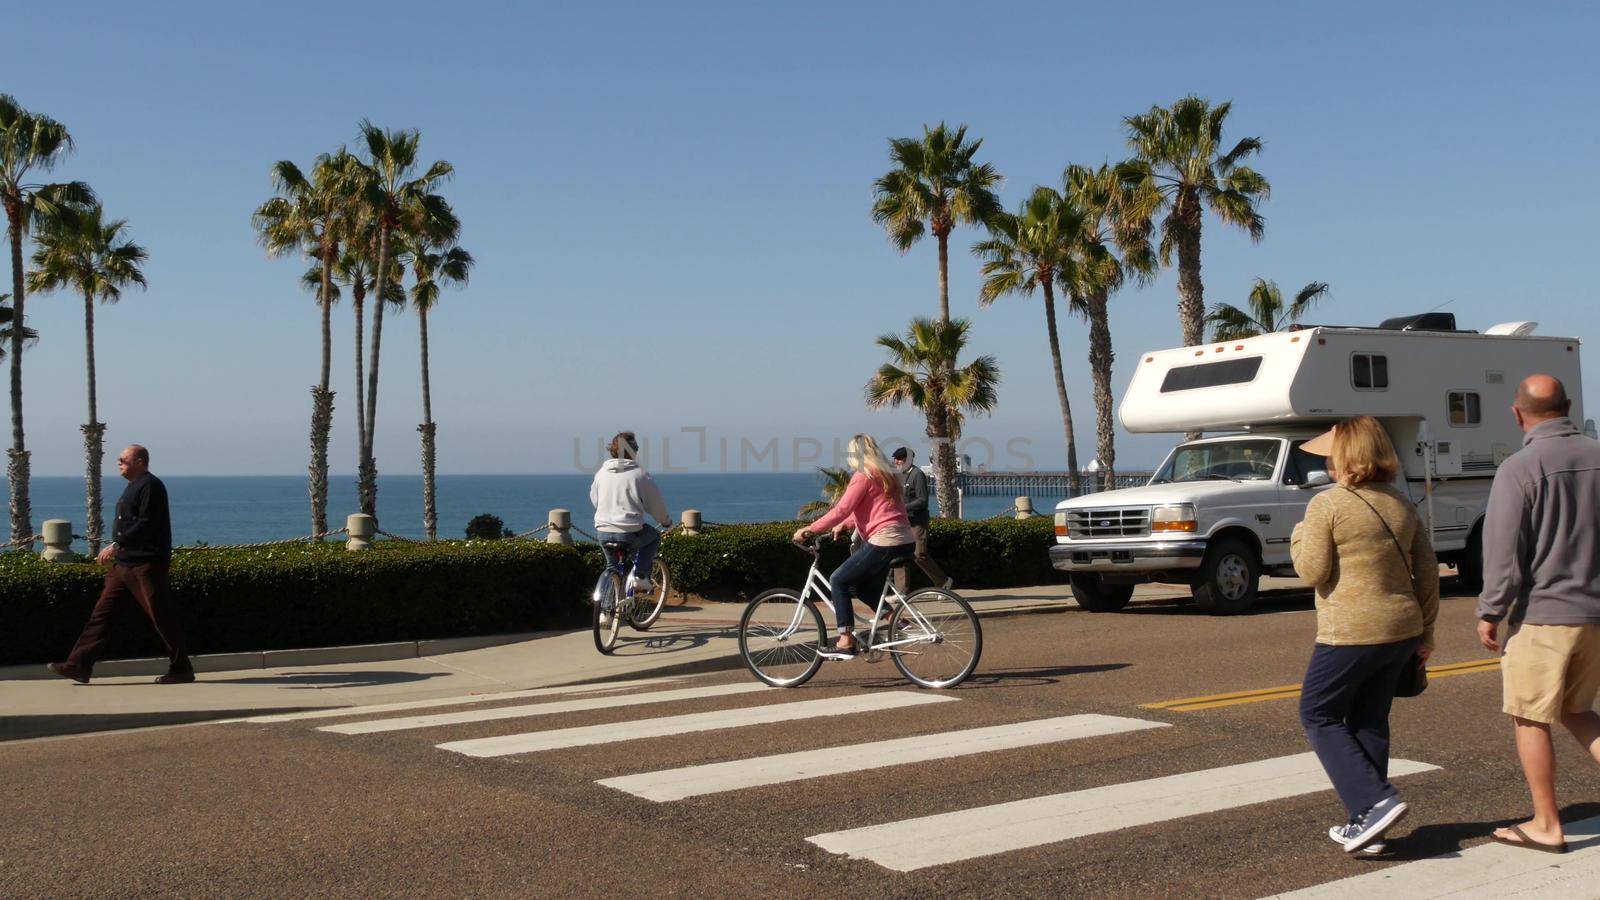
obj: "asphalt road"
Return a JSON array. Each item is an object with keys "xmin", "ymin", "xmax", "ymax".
[{"xmin": 5, "ymin": 580, "xmax": 1598, "ymax": 898}]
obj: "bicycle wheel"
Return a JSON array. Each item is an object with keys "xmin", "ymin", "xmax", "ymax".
[
  {"xmin": 739, "ymin": 588, "xmax": 826, "ymax": 688},
  {"xmin": 592, "ymin": 571, "xmax": 624, "ymax": 654},
  {"xmin": 889, "ymin": 589, "xmax": 982, "ymax": 688},
  {"xmin": 629, "ymin": 559, "xmax": 671, "ymax": 631}
]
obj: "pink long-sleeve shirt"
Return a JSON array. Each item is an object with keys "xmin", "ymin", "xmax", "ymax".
[{"xmin": 807, "ymin": 471, "xmax": 911, "ymax": 542}]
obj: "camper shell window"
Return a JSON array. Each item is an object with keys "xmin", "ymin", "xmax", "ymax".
[
  {"xmin": 1353, "ymin": 353, "xmax": 1389, "ymax": 390},
  {"xmin": 1160, "ymin": 357, "xmax": 1263, "ymax": 393},
  {"xmin": 1448, "ymin": 391, "xmax": 1482, "ymax": 426}
]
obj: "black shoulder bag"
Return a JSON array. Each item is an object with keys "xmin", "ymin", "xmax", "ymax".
[{"xmin": 1344, "ymin": 487, "xmax": 1429, "ymax": 698}]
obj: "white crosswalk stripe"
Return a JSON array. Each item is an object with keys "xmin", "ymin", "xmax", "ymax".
[
  {"xmin": 438, "ymin": 691, "xmax": 957, "ymax": 757},
  {"xmin": 238, "ymin": 677, "xmax": 687, "ymax": 724},
  {"xmin": 598, "ymin": 713, "xmax": 1168, "ymax": 801},
  {"xmin": 318, "ymin": 682, "xmax": 769, "ymax": 735},
  {"xmin": 807, "ymin": 752, "xmax": 1440, "ymax": 872},
  {"xmin": 1263, "ymin": 814, "xmax": 1600, "ymax": 898}
]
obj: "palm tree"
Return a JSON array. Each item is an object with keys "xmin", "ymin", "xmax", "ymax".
[
  {"xmin": 400, "ymin": 237, "xmax": 472, "ymax": 540},
  {"xmin": 799, "ymin": 466, "xmax": 853, "ymax": 518},
  {"xmin": 871, "ymin": 123, "xmax": 1003, "ymax": 325},
  {"xmin": 1063, "ymin": 164, "xmax": 1158, "ymax": 490},
  {"xmin": 1207, "ymin": 278, "xmax": 1329, "ymax": 340},
  {"xmin": 253, "ymin": 149, "xmax": 359, "ymax": 537},
  {"xmin": 871, "ymin": 124, "xmax": 1001, "ymax": 515},
  {"xmin": 0, "ymin": 94, "xmax": 94, "ymax": 542},
  {"xmin": 26, "ymin": 205, "xmax": 147, "ymax": 553},
  {"xmin": 866, "ymin": 318, "xmax": 1000, "ymax": 518},
  {"xmin": 349, "ymin": 122, "xmax": 457, "ymax": 523},
  {"xmin": 0, "ymin": 296, "xmax": 38, "ymax": 362},
  {"xmin": 1118, "ymin": 97, "xmax": 1270, "ymax": 351},
  {"xmin": 973, "ymin": 186, "xmax": 1086, "ymax": 493}
]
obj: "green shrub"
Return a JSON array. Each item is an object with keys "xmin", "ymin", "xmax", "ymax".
[
  {"xmin": 654, "ymin": 518, "xmax": 1065, "ymax": 600},
  {"xmin": 0, "ymin": 540, "xmax": 590, "ymax": 667}
]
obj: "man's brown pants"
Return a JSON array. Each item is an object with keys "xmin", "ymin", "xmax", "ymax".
[
  {"xmin": 894, "ymin": 522, "xmax": 949, "ymax": 591},
  {"xmin": 66, "ymin": 560, "xmax": 191, "ymax": 674}
]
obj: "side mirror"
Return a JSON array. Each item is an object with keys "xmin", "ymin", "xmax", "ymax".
[{"xmin": 1303, "ymin": 471, "xmax": 1332, "ymax": 488}]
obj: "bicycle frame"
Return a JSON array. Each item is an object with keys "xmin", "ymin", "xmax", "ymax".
[{"xmin": 779, "ymin": 551, "xmax": 944, "ymax": 655}]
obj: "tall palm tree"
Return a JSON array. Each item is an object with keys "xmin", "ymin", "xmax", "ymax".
[
  {"xmin": 799, "ymin": 466, "xmax": 852, "ymax": 518},
  {"xmin": 1063, "ymin": 164, "xmax": 1158, "ymax": 489},
  {"xmin": 1118, "ymin": 97, "xmax": 1270, "ymax": 351},
  {"xmin": 0, "ymin": 94, "xmax": 93, "ymax": 542},
  {"xmin": 866, "ymin": 318, "xmax": 1000, "ymax": 518},
  {"xmin": 400, "ymin": 237, "xmax": 472, "ymax": 540},
  {"xmin": 349, "ymin": 121, "xmax": 457, "ymax": 522},
  {"xmin": 26, "ymin": 205, "xmax": 147, "ymax": 553},
  {"xmin": 871, "ymin": 123, "xmax": 1004, "ymax": 325},
  {"xmin": 1206, "ymin": 278, "xmax": 1329, "ymax": 340},
  {"xmin": 253, "ymin": 149, "xmax": 359, "ymax": 537},
  {"xmin": 973, "ymin": 186, "xmax": 1086, "ymax": 493},
  {"xmin": 871, "ymin": 124, "xmax": 1000, "ymax": 516}
]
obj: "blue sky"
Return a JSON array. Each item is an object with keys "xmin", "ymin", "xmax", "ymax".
[{"xmin": 7, "ymin": 1, "xmax": 1597, "ymax": 475}]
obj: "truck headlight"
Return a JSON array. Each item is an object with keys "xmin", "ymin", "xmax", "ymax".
[
  {"xmin": 1151, "ymin": 504, "xmax": 1197, "ymax": 533},
  {"xmin": 1054, "ymin": 511, "xmax": 1068, "ymax": 537}
]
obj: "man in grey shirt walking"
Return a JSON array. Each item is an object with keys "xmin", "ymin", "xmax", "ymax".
[
  {"xmin": 1476, "ymin": 375, "xmax": 1600, "ymax": 854},
  {"xmin": 892, "ymin": 447, "xmax": 952, "ymax": 592}
]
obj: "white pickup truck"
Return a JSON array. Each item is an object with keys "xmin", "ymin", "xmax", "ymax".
[{"xmin": 1052, "ymin": 316, "xmax": 1588, "ymax": 614}]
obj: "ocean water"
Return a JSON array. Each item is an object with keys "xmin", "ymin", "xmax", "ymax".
[{"xmin": 15, "ymin": 474, "xmax": 1061, "ymax": 550}]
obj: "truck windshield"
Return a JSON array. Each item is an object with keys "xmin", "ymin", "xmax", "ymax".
[{"xmin": 1150, "ymin": 440, "xmax": 1282, "ymax": 484}]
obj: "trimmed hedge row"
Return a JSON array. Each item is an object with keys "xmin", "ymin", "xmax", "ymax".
[
  {"xmin": 0, "ymin": 518, "xmax": 1067, "ymax": 666},
  {"xmin": 0, "ymin": 541, "xmax": 592, "ymax": 667}
]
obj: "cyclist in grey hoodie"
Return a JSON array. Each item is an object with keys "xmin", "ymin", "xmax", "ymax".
[{"xmin": 590, "ymin": 432, "xmax": 672, "ymax": 602}]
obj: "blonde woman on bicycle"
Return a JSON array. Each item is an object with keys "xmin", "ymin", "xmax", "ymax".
[{"xmin": 793, "ymin": 433, "xmax": 916, "ymax": 659}]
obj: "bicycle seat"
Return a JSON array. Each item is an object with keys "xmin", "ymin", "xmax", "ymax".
[
  {"xmin": 886, "ymin": 552, "xmax": 916, "ymax": 568},
  {"xmin": 600, "ymin": 540, "xmax": 631, "ymax": 551}
]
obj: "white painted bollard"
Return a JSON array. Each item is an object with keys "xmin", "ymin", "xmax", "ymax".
[
  {"xmin": 680, "ymin": 509, "xmax": 702, "ymax": 536},
  {"xmin": 546, "ymin": 509, "xmax": 573, "ymax": 546},
  {"xmin": 1014, "ymin": 497, "xmax": 1034, "ymax": 520},
  {"xmin": 41, "ymin": 519, "xmax": 74, "ymax": 562},
  {"xmin": 346, "ymin": 514, "xmax": 375, "ymax": 552}
]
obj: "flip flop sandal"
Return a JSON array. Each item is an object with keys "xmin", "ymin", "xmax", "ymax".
[{"xmin": 1490, "ymin": 825, "xmax": 1567, "ymax": 854}]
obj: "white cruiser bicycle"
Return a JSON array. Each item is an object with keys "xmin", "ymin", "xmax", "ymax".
[{"xmin": 737, "ymin": 535, "xmax": 982, "ymax": 689}]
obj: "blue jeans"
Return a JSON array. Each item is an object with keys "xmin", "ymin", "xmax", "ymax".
[
  {"xmin": 829, "ymin": 542, "xmax": 915, "ymax": 630},
  {"xmin": 1299, "ymin": 638, "xmax": 1420, "ymax": 818},
  {"xmin": 597, "ymin": 524, "xmax": 660, "ymax": 580}
]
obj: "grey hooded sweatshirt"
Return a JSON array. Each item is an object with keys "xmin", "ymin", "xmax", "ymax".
[
  {"xmin": 590, "ymin": 458, "xmax": 670, "ymax": 533},
  {"xmin": 1477, "ymin": 417, "xmax": 1600, "ymax": 625}
]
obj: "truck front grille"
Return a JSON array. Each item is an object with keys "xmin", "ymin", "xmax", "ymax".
[{"xmin": 1065, "ymin": 507, "xmax": 1151, "ymax": 540}]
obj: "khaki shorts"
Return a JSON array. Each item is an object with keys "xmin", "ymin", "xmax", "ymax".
[{"xmin": 1502, "ymin": 623, "xmax": 1600, "ymax": 724}]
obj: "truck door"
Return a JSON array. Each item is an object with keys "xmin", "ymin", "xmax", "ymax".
[{"xmin": 1274, "ymin": 439, "xmax": 1335, "ymax": 565}]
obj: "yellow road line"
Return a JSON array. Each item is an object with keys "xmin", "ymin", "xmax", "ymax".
[{"xmin": 1143, "ymin": 658, "xmax": 1502, "ymax": 713}]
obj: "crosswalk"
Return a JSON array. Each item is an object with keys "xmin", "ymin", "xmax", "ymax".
[{"xmin": 241, "ymin": 673, "xmax": 1594, "ymax": 895}]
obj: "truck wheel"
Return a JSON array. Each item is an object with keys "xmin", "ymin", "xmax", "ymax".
[
  {"xmin": 1192, "ymin": 538, "xmax": 1259, "ymax": 615},
  {"xmin": 1070, "ymin": 575, "xmax": 1135, "ymax": 612},
  {"xmin": 1456, "ymin": 526, "xmax": 1484, "ymax": 594}
]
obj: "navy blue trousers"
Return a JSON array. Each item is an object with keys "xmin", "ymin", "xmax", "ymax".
[
  {"xmin": 1299, "ymin": 638, "xmax": 1419, "ymax": 818},
  {"xmin": 829, "ymin": 542, "xmax": 914, "ymax": 630}
]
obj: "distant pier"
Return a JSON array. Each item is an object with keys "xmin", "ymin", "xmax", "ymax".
[{"xmin": 956, "ymin": 471, "xmax": 1154, "ymax": 497}]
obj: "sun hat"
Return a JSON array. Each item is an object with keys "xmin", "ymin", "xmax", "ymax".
[{"xmin": 1301, "ymin": 427, "xmax": 1336, "ymax": 457}]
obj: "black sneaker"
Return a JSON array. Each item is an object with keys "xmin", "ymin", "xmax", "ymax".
[
  {"xmin": 46, "ymin": 662, "xmax": 90, "ymax": 684},
  {"xmin": 154, "ymin": 670, "xmax": 196, "ymax": 685},
  {"xmin": 816, "ymin": 644, "xmax": 858, "ymax": 661}
]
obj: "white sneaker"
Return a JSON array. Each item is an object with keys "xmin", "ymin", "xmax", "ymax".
[
  {"xmin": 598, "ymin": 611, "xmax": 611, "ymax": 627},
  {"xmin": 634, "ymin": 578, "xmax": 656, "ymax": 595},
  {"xmin": 1328, "ymin": 824, "xmax": 1385, "ymax": 855}
]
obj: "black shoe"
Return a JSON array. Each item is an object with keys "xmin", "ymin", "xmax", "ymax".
[
  {"xmin": 817, "ymin": 643, "xmax": 858, "ymax": 661},
  {"xmin": 155, "ymin": 670, "xmax": 196, "ymax": 685},
  {"xmin": 46, "ymin": 662, "xmax": 90, "ymax": 684}
]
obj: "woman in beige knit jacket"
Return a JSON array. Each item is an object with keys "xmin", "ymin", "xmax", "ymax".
[{"xmin": 1290, "ymin": 416, "xmax": 1439, "ymax": 855}]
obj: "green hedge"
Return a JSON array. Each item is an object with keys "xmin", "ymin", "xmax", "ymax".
[
  {"xmin": 0, "ymin": 518, "xmax": 1066, "ymax": 667},
  {"xmin": 653, "ymin": 518, "xmax": 1066, "ymax": 600},
  {"xmin": 0, "ymin": 540, "xmax": 591, "ymax": 667}
]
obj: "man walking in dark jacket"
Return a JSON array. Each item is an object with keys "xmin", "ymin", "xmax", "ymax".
[
  {"xmin": 48, "ymin": 444, "xmax": 193, "ymax": 684},
  {"xmin": 1476, "ymin": 376, "xmax": 1600, "ymax": 853},
  {"xmin": 892, "ymin": 447, "xmax": 952, "ymax": 592}
]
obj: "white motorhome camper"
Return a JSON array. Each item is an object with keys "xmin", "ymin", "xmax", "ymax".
[{"xmin": 1051, "ymin": 314, "xmax": 1587, "ymax": 614}]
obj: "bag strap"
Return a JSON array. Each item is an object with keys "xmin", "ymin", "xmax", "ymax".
[{"xmin": 1342, "ymin": 486, "xmax": 1416, "ymax": 585}]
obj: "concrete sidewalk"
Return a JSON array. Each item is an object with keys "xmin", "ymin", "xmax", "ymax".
[{"xmin": 0, "ymin": 580, "xmax": 1307, "ymax": 741}]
